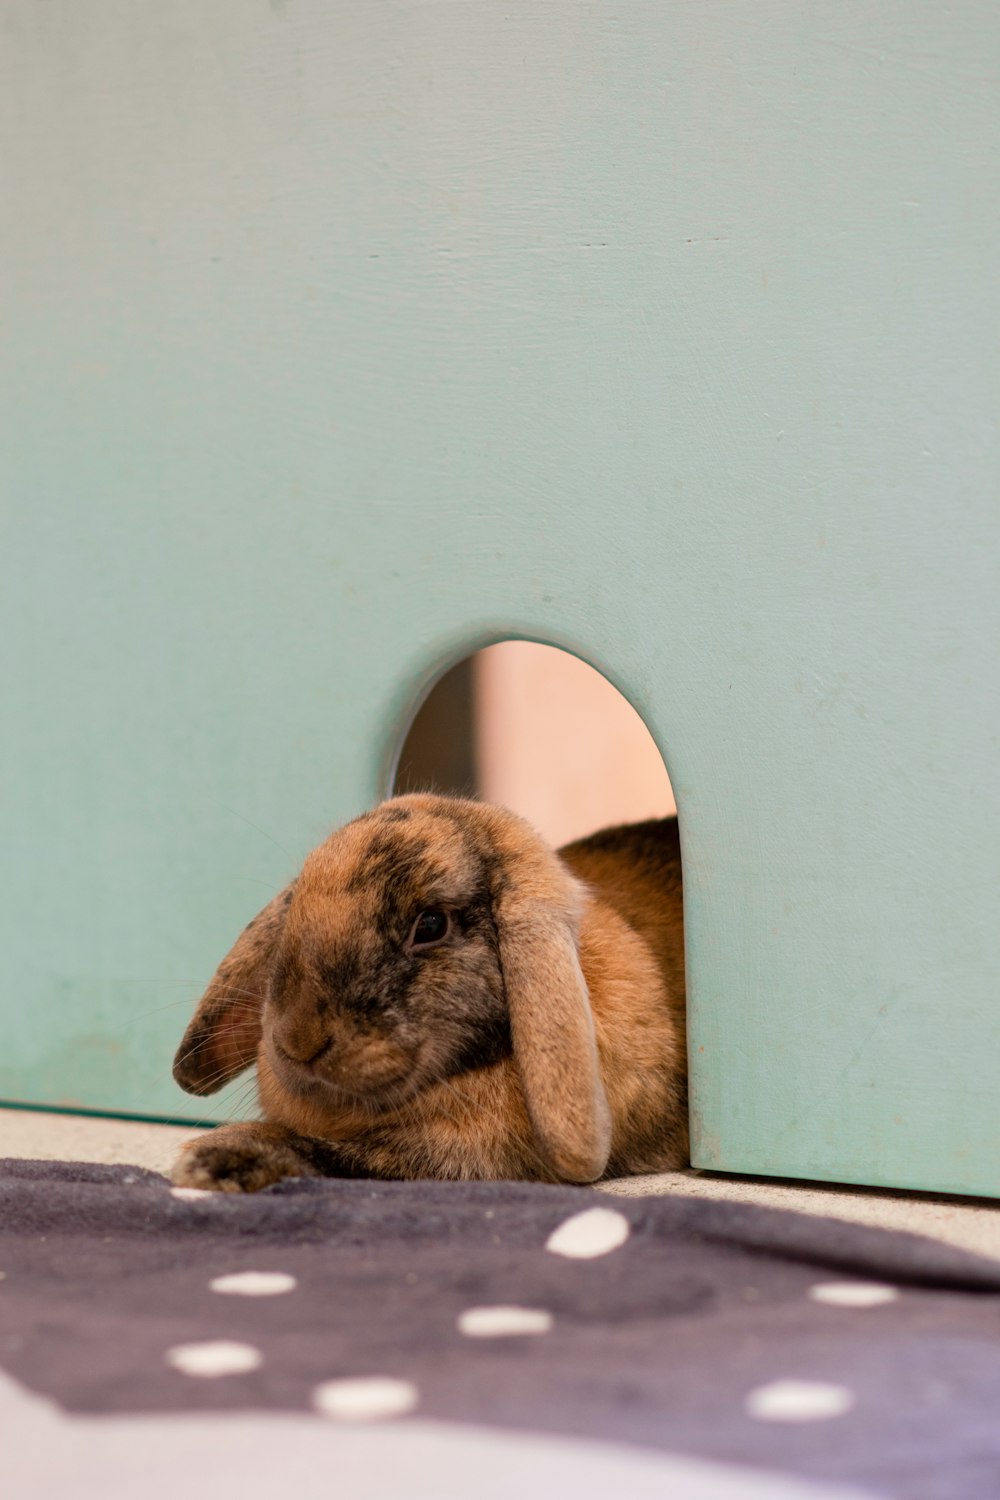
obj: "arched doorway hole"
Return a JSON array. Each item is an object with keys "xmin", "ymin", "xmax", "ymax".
[{"xmin": 393, "ymin": 641, "xmax": 674, "ymax": 847}]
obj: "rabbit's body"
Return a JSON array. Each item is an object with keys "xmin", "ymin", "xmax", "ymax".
[
  {"xmin": 172, "ymin": 796, "xmax": 687, "ymax": 1192},
  {"xmin": 561, "ymin": 817, "xmax": 687, "ymax": 1174}
]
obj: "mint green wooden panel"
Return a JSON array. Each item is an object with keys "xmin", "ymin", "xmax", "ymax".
[{"xmin": 2, "ymin": 3, "xmax": 998, "ymax": 1193}]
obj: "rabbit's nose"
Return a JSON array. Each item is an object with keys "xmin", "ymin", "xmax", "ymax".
[
  {"xmin": 275, "ymin": 1035, "xmax": 331, "ymax": 1067},
  {"xmin": 272, "ymin": 1016, "xmax": 330, "ymax": 1066}
]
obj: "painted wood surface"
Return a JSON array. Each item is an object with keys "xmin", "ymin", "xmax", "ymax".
[{"xmin": 2, "ymin": 3, "xmax": 998, "ymax": 1193}]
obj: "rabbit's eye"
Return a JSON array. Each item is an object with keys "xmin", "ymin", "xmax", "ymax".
[{"xmin": 409, "ymin": 909, "xmax": 450, "ymax": 948}]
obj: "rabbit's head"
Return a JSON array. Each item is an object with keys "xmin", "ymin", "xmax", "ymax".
[{"xmin": 173, "ymin": 794, "xmax": 611, "ymax": 1181}]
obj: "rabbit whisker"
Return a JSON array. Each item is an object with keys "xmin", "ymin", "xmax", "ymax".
[
  {"xmin": 134, "ymin": 993, "xmax": 265, "ymax": 1024},
  {"xmin": 217, "ymin": 802, "xmax": 296, "ymax": 861},
  {"xmin": 169, "ymin": 1050, "xmax": 253, "ymax": 1093}
]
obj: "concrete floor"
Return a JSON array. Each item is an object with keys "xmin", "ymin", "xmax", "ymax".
[
  {"xmin": 3, "ymin": 1105, "xmax": 999, "ymax": 1260},
  {"xmin": 1, "ymin": 1106, "xmax": 196, "ymax": 1179}
]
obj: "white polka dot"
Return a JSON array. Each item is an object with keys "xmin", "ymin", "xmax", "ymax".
[
  {"xmin": 457, "ymin": 1305, "xmax": 554, "ymax": 1338},
  {"xmin": 170, "ymin": 1187, "xmax": 211, "ymax": 1201},
  {"xmin": 209, "ymin": 1271, "xmax": 297, "ymax": 1297},
  {"xmin": 166, "ymin": 1341, "xmax": 262, "ymax": 1378},
  {"xmin": 313, "ymin": 1376, "xmax": 418, "ymax": 1422},
  {"xmin": 746, "ymin": 1379, "xmax": 855, "ymax": 1423},
  {"xmin": 545, "ymin": 1206, "xmax": 631, "ymax": 1259},
  {"xmin": 809, "ymin": 1281, "xmax": 898, "ymax": 1309}
]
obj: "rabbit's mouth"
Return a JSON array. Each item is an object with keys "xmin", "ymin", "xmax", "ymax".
[{"xmin": 267, "ymin": 1031, "xmax": 421, "ymax": 1107}]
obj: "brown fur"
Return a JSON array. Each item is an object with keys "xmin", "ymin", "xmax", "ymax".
[{"xmin": 171, "ymin": 795, "xmax": 687, "ymax": 1192}]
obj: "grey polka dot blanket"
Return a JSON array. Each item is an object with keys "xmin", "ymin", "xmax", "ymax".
[{"xmin": 3, "ymin": 1159, "xmax": 1000, "ymax": 1500}]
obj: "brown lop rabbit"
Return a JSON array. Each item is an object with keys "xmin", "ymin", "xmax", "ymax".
[{"xmin": 171, "ymin": 794, "xmax": 687, "ymax": 1191}]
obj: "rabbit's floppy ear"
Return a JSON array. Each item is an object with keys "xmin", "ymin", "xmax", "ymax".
[
  {"xmin": 493, "ymin": 839, "xmax": 612, "ymax": 1183},
  {"xmin": 172, "ymin": 883, "xmax": 294, "ymax": 1096}
]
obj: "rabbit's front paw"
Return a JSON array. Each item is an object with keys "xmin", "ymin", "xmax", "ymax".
[{"xmin": 171, "ymin": 1125, "xmax": 317, "ymax": 1194}]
